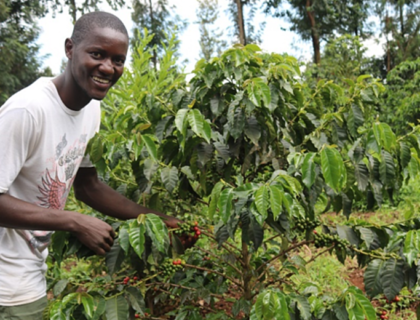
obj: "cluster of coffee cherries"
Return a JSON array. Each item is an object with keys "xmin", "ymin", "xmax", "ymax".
[
  {"xmin": 174, "ymin": 221, "xmax": 201, "ymax": 239},
  {"xmin": 159, "ymin": 258, "xmax": 185, "ymax": 276},
  {"xmin": 122, "ymin": 276, "xmax": 139, "ymax": 285},
  {"xmin": 313, "ymin": 231, "xmax": 350, "ymax": 249},
  {"xmin": 134, "ymin": 312, "xmax": 149, "ymax": 319},
  {"xmin": 294, "ymin": 216, "xmax": 320, "ymax": 232}
]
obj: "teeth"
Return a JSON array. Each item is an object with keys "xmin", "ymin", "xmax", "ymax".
[{"xmin": 93, "ymin": 77, "xmax": 110, "ymax": 84}]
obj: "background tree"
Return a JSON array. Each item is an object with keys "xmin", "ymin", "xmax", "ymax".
[
  {"xmin": 196, "ymin": 0, "xmax": 227, "ymax": 60},
  {"xmin": 374, "ymin": 0, "xmax": 420, "ymax": 73},
  {"xmin": 304, "ymin": 35, "xmax": 381, "ymax": 85},
  {"xmin": 131, "ymin": 0, "xmax": 187, "ymax": 70},
  {"xmin": 46, "ymin": 0, "xmax": 125, "ymax": 23},
  {"xmin": 264, "ymin": 0, "xmax": 372, "ymax": 65},
  {"xmin": 227, "ymin": 0, "xmax": 265, "ymax": 45},
  {"xmin": 0, "ymin": 0, "xmax": 52, "ymax": 105}
]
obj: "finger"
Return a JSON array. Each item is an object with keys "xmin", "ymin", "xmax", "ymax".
[
  {"xmin": 94, "ymin": 247, "xmax": 107, "ymax": 256},
  {"xmin": 101, "ymin": 241, "xmax": 112, "ymax": 253},
  {"xmin": 105, "ymin": 234, "xmax": 114, "ymax": 246}
]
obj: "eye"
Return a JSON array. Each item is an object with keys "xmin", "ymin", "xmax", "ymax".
[
  {"xmin": 114, "ymin": 57, "xmax": 125, "ymax": 66},
  {"xmin": 90, "ymin": 52, "xmax": 102, "ymax": 59}
]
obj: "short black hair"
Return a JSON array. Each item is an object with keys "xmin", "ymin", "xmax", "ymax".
[{"xmin": 71, "ymin": 11, "xmax": 128, "ymax": 45}]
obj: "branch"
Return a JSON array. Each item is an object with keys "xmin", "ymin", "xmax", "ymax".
[
  {"xmin": 195, "ymin": 246, "xmax": 243, "ymax": 276},
  {"xmin": 256, "ymin": 240, "xmax": 312, "ymax": 276},
  {"xmin": 184, "ymin": 263, "xmax": 243, "ymax": 289}
]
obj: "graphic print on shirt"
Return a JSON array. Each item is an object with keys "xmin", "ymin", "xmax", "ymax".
[{"xmin": 19, "ymin": 133, "xmax": 89, "ymax": 257}]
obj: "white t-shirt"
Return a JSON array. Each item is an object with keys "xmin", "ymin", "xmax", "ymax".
[{"xmin": 0, "ymin": 77, "xmax": 101, "ymax": 306}]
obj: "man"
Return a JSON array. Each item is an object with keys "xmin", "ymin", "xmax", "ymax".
[{"xmin": 0, "ymin": 11, "xmax": 188, "ymax": 319}]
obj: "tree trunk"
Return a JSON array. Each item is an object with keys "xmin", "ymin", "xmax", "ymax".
[
  {"xmin": 235, "ymin": 0, "xmax": 246, "ymax": 45},
  {"xmin": 241, "ymin": 240, "xmax": 252, "ymax": 300},
  {"xmin": 70, "ymin": 0, "xmax": 77, "ymax": 24},
  {"xmin": 306, "ymin": 0, "xmax": 320, "ymax": 64},
  {"xmin": 148, "ymin": 0, "xmax": 157, "ymax": 70}
]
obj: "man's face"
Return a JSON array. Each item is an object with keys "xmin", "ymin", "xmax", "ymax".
[{"xmin": 67, "ymin": 26, "xmax": 129, "ymax": 101}]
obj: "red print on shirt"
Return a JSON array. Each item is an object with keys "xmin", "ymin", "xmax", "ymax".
[{"xmin": 37, "ymin": 169, "xmax": 67, "ymax": 210}]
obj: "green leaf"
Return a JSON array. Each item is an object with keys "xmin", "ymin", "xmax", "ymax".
[
  {"xmin": 118, "ymin": 224, "xmax": 130, "ymax": 254},
  {"xmin": 255, "ymin": 185, "xmax": 269, "ymax": 219},
  {"xmin": 228, "ymin": 105, "xmax": 246, "ymax": 140},
  {"xmin": 247, "ymin": 78, "xmax": 271, "ymax": 107},
  {"xmin": 404, "ymin": 230, "xmax": 419, "ymax": 267},
  {"xmin": 321, "ymin": 146, "xmax": 346, "ymax": 193},
  {"xmin": 379, "ymin": 150, "xmax": 395, "ymax": 187},
  {"xmin": 160, "ymin": 166, "xmax": 179, "ymax": 193},
  {"xmin": 364, "ymin": 259, "xmax": 384, "ymax": 298},
  {"xmin": 145, "ymin": 214, "xmax": 169, "ymax": 254},
  {"xmin": 218, "ymin": 188, "xmax": 234, "ymax": 224},
  {"xmin": 128, "ymin": 220, "xmax": 146, "ymax": 259},
  {"xmin": 290, "ymin": 294, "xmax": 311, "ymax": 320},
  {"xmin": 125, "ymin": 287, "xmax": 145, "ymax": 313},
  {"xmin": 347, "ymin": 104, "xmax": 364, "ymax": 138},
  {"xmin": 336, "ymin": 225, "xmax": 360, "ymax": 246},
  {"xmin": 175, "ymin": 109, "xmax": 189, "ymax": 133},
  {"xmin": 354, "ymin": 162, "xmax": 369, "ymax": 192},
  {"xmin": 302, "ymin": 153, "xmax": 317, "ymax": 188},
  {"xmin": 251, "ymin": 290, "xmax": 290, "ymax": 320},
  {"xmin": 81, "ymin": 294, "xmax": 95, "ymax": 319},
  {"xmin": 142, "ymin": 134, "xmax": 158, "ymax": 162},
  {"xmin": 381, "ymin": 258, "xmax": 404, "ymax": 301},
  {"xmin": 105, "ymin": 295, "xmax": 129, "ymax": 320},
  {"xmin": 372, "ymin": 122, "xmax": 396, "ymax": 152},
  {"xmin": 357, "ymin": 227, "xmax": 380, "ymax": 250},
  {"xmin": 241, "ymin": 209, "xmax": 264, "ymax": 250},
  {"xmin": 245, "ymin": 116, "xmax": 261, "ymax": 145},
  {"xmin": 188, "ymin": 109, "xmax": 211, "ymax": 143},
  {"xmin": 399, "ymin": 142, "xmax": 411, "ymax": 169},
  {"xmin": 209, "ymin": 182, "xmax": 224, "ymax": 220},
  {"xmin": 53, "ymin": 279, "xmax": 68, "ymax": 297},
  {"xmin": 106, "ymin": 240, "xmax": 125, "ymax": 275},
  {"xmin": 345, "ymin": 287, "xmax": 376, "ymax": 320},
  {"xmin": 90, "ymin": 135, "xmax": 104, "ymax": 163},
  {"xmin": 269, "ymin": 185, "xmax": 283, "ymax": 220}
]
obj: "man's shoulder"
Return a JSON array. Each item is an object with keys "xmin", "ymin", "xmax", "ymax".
[{"xmin": 1, "ymin": 78, "xmax": 57, "ymax": 112}]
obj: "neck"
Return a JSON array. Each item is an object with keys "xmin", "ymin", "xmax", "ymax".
[{"xmin": 52, "ymin": 73, "xmax": 91, "ymax": 111}]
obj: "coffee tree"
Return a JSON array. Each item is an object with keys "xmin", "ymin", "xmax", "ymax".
[{"xmin": 46, "ymin": 30, "xmax": 420, "ymax": 319}]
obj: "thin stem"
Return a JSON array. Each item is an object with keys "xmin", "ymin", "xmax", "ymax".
[
  {"xmin": 149, "ymin": 281, "xmax": 225, "ymax": 299},
  {"xmin": 256, "ymin": 240, "xmax": 312, "ymax": 276},
  {"xmin": 183, "ymin": 263, "xmax": 243, "ymax": 289},
  {"xmin": 196, "ymin": 246, "xmax": 243, "ymax": 276}
]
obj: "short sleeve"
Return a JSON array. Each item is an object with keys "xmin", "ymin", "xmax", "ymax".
[{"xmin": 0, "ymin": 109, "xmax": 37, "ymax": 193}]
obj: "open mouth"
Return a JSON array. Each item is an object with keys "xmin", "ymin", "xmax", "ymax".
[{"xmin": 92, "ymin": 76, "xmax": 111, "ymax": 85}]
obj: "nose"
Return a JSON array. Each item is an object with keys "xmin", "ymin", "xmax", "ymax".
[{"xmin": 98, "ymin": 58, "xmax": 114, "ymax": 75}]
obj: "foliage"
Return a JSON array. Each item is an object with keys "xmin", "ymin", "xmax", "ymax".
[
  {"xmin": 304, "ymin": 35, "xmax": 382, "ymax": 85},
  {"xmin": 374, "ymin": 0, "xmax": 420, "ymax": 72},
  {"xmin": 263, "ymin": 0, "xmax": 373, "ymax": 64},
  {"xmin": 196, "ymin": 0, "xmax": 227, "ymax": 61},
  {"xmin": 47, "ymin": 0, "xmax": 125, "ymax": 22},
  {"xmin": 46, "ymin": 27, "xmax": 420, "ymax": 320},
  {"xmin": 226, "ymin": 0, "xmax": 265, "ymax": 45},
  {"xmin": 131, "ymin": 0, "xmax": 187, "ymax": 69},
  {"xmin": 0, "ymin": 0, "xmax": 53, "ymax": 105},
  {"xmin": 380, "ymin": 58, "xmax": 420, "ymax": 135}
]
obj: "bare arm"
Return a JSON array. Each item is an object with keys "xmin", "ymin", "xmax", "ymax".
[
  {"xmin": 0, "ymin": 193, "xmax": 115, "ymax": 255},
  {"xmin": 73, "ymin": 167, "xmax": 180, "ymax": 228}
]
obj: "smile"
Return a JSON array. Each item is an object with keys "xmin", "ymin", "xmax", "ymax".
[{"xmin": 92, "ymin": 76, "xmax": 110, "ymax": 84}]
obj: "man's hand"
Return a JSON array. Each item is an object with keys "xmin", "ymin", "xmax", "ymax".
[{"xmin": 72, "ymin": 214, "xmax": 115, "ymax": 256}]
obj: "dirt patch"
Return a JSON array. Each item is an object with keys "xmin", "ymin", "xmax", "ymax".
[{"xmin": 347, "ymin": 267, "xmax": 365, "ymax": 293}]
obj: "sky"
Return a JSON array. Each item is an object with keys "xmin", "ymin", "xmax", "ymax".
[{"xmin": 37, "ymin": 1, "xmax": 382, "ymax": 75}]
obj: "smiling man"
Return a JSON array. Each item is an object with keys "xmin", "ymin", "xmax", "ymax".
[{"xmin": 0, "ymin": 12, "xmax": 188, "ymax": 320}]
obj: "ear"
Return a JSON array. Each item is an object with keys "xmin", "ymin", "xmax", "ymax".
[{"xmin": 65, "ymin": 38, "xmax": 74, "ymax": 60}]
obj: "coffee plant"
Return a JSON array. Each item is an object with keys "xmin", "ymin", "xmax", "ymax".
[{"xmin": 46, "ymin": 30, "xmax": 420, "ymax": 319}]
